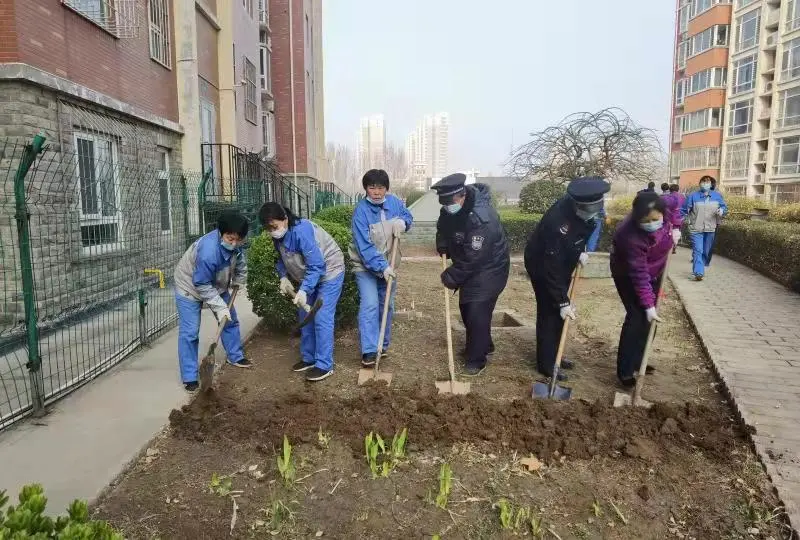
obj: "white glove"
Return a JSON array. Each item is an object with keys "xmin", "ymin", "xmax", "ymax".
[
  {"xmin": 383, "ymin": 266, "xmax": 396, "ymax": 280},
  {"xmin": 217, "ymin": 307, "xmax": 232, "ymax": 324},
  {"xmin": 671, "ymin": 229, "xmax": 681, "ymax": 245},
  {"xmin": 279, "ymin": 277, "xmax": 295, "ymax": 296},
  {"xmin": 390, "ymin": 218, "xmax": 406, "ymax": 236},
  {"xmin": 292, "ymin": 290, "xmax": 307, "ymax": 308},
  {"xmin": 716, "ymin": 208, "xmax": 725, "ymax": 217},
  {"xmin": 578, "ymin": 252, "xmax": 589, "ymax": 267},
  {"xmin": 559, "ymin": 304, "xmax": 577, "ymax": 321},
  {"xmin": 645, "ymin": 307, "xmax": 663, "ymax": 323}
]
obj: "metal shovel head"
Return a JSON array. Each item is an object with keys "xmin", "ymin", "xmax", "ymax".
[
  {"xmin": 532, "ymin": 380, "xmax": 572, "ymax": 400},
  {"xmin": 198, "ymin": 344, "xmax": 217, "ymax": 391},
  {"xmin": 294, "ymin": 298, "xmax": 324, "ymax": 331},
  {"xmin": 357, "ymin": 368, "xmax": 393, "ymax": 386},
  {"xmin": 435, "ymin": 379, "xmax": 471, "ymax": 395},
  {"xmin": 613, "ymin": 391, "xmax": 653, "ymax": 408}
]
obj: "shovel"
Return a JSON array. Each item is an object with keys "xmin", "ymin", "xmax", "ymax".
[
  {"xmin": 283, "ymin": 288, "xmax": 324, "ymax": 332},
  {"xmin": 357, "ymin": 234, "xmax": 399, "ymax": 386},
  {"xmin": 435, "ymin": 254, "xmax": 471, "ymax": 395},
  {"xmin": 532, "ymin": 268, "xmax": 580, "ymax": 400},
  {"xmin": 613, "ymin": 247, "xmax": 675, "ymax": 408},
  {"xmin": 199, "ymin": 288, "xmax": 238, "ymax": 392}
]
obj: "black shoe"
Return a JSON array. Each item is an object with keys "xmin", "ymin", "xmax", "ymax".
[
  {"xmin": 380, "ymin": 349, "xmax": 389, "ymax": 358},
  {"xmin": 463, "ymin": 364, "xmax": 486, "ymax": 377},
  {"xmin": 645, "ymin": 365, "xmax": 655, "ymax": 375},
  {"xmin": 619, "ymin": 377, "xmax": 636, "ymax": 388},
  {"xmin": 229, "ymin": 358, "xmax": 253, "ymax": 369},
  {"xmin": 292, "ymin": 361, "xmax": 314, "ymax": 372},
  {"xmin": 184, "ymin": 381, "xmax": 199, "ymax": 392},
  {"xmin": 361, "ymin": 353, "xmax": 377, "ymax": 367},
  {"xmin": 460, "ymin": 345, "xmax": 495, "ymax": 358},
  {"xmin": 560, "ymin": 358, "xmax": 575, "ymax": 370},
  {"xmin": 306, "ymin": 367, "xmax": 333, "ymax": 381}
]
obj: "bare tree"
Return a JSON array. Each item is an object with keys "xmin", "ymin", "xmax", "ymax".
[
  {"xmin": 384, "ymin": 142, "xmax": 408, "ymax": 182},
  {"xmin": 327, "ymin": 143, "xmax": 360, "ymax": 195},
  {"xmin": 506, "ymin": 107, "xmax": 665, "ymax": 185}
]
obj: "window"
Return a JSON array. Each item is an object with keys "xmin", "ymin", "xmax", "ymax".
[
  {"xmin": 688, "ymin": 67, "xmax": 727, "ymax": 95},
  {"xmin": 200, "ymin": 100, "xmax": 216, "ymax": 177},
  {"xmin": 690, "ymin": 25, "xmax": 729, "ymax": 57},
  {"xmin": 244, "ymin": 57, "xmax": 258, "ymax": 125},
  {"xmin": 690, "ymin": 0, "xmax": 730, "ymax": 19},
  {"xmin": 75, "ymin": 132, "xmax": 121, "ymax": 254},
  {"xmin": 682, "ymin": 107, "xmax": 723, "ymax": 132},
  {"xmin": 674, "ymin": 147, "xmax": 721, "ymax": 170},
  {"xmin": 779, "ymin": 87, "xmax": 800, "ymax": 128},
  {"xmin": 724, "ymin": 142, "xmax": 750, "ymax": 178},
  {"xmin": 678, "ymin": 39, "xmax": 689, "ymax": 69},
  {"xmin": 259, "ymin": 32, "xmax": 272, "ymax": 94},
  {"xmin": 678, "ymin": 3, "xmax": 690, "ymax": 34},
  {"xmin": 782, "ymin": 38, "xmax": 800, "ymax": 81},
  {"xmin": 728, "ymin": 99, "xmax": 754, "ymax": 136},
  {"xmin": 732, "ymin": 54, "xmax": 757, "ymax": 94},
  {"xmin": 735, "ymin": 9, "xmax": 760, "ymax": 52},
  {"xmin": 774, "ymin": 136, "xmax": 800, "ymax": 174},
  {"xmin": 62, "ymin": 0, "xmax": 112, "ymax": 29},
  {"xmin": 788, "ymin": 0, "xmax": 800, "ymax": 33},
  {"xmin": 157, "ymin": 149, "xmax": 171, "ymax": 233},
  {"xmin": 735, "ymin": 0, "xmax": 756, "ymax": 8},
  {"xmin": 148, "ymin": 0, "xmax": 171, "ymax": 68},
  {"xmin": 673, "ymin": 117, "xmax": 683, "ymax": 143},
  {"xmin": 676, "ymin": 79, "xmax": 686, "ymax": 105},
  {"xmin": 262, "ymin": 112, "xmax": 276, "ymax": 157}
]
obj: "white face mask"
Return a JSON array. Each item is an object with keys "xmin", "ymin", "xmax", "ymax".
[
  {"xmin": 270, "ymin": 228, "xmax": 287, "ymax": 239},
  {"xmin": 639, "ymin": 219, "xmax": 663, "ymax": 233}
]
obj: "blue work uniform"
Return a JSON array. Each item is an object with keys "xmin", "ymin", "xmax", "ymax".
[
  {"xmin": 173, "ymin": 230, "xmax": 247, "ymax": 383},
  {"xmin": 681, "ymin": 190, "xmax": 727, "ymax": 277},
  {"xmin": 586, "ymin": 207, "xmax": 605, "ymax": 253},
  {"xmin": 275, "ymin": 219, "xmax": 345, "ymax": 372},
  {"xmin": 348, "ymin": 195, "xmax": 414, "ymax": 356}
]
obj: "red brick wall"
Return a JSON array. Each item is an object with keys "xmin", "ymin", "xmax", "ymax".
[
  {"xmin": 269, "ymin": 0, "xmax": 308, "ymax": 174},
  {"xmin": 13, "ymin": 0, "xmax": 178, "ymax": 122},
  {"xmin": 0, "ymin": 0, "xmax": 19, "ymax": 62}
]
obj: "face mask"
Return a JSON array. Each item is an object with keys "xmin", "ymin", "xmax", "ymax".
[
  {"xmin": 445, "ymin": 203, "xmax": 462, "ymax": 214},
  {"xmin": 700, "ymin": 183, "xmax": 711, "ymax": 192},
  {"xmin": 575, "ymin": 208, "xmax": 599, "ymax": 221},
  {"xmin": 639, "ymin": 219, "xmax": 663, "ymax": 233},
  {"xmin": 221, "ymin": 241, "xmax": 237, "ymax": 251},
  {"xmin": 368, "ymin": 197, "xmax": 385, "ymax": 205},
  {"xmin": 270, "ymin": 228, "xmax": 287, "ymax": 240}
]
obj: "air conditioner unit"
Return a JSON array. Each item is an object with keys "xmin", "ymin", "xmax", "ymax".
[
  {"xmin": 765, "ymin": 81, "xmax": 774, "ymax": 93},
  {"xmin": 757, "ymin": 151, "xmax": 768, "ymax": 162},
  {"xmin": 754, "ymin": 173, "xmax": 764, "ymax": 184}
]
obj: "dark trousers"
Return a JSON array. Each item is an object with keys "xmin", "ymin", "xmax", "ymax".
[
  {"xmin": 532, "ymin": 282, "xmax": 564, "ymax": 376},
  {"xmin": 459, "ymin": 296, "xmax": 499, "ymax": 369},
  {"xmin": 613, "ymin": 274, "xmax": 659, "ymax": 380}
]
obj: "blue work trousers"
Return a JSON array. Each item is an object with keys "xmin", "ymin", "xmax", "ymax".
[
  {"xmin": 298, "ymin": 272, "xmax": 344, "ymax": 371},
  {"xmin": 690, "ymin": 231, "xmax": 715, "ymax": 277},
  {"xmin": 355, "ymin": 270, "xmax": 396, "ymax": 355}
]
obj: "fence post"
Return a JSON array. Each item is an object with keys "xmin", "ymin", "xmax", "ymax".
[
  {"xmin": 13, "ymin": 133, "xmax": 47, "ymax": 417},
  {"xmin": 181, "ymin": 175, "xmax": 191, "ymax": 249}
]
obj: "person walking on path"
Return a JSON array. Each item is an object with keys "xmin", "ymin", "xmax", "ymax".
[
  {"xmin": 260, "ymin": 203, "xmax": 345, "ymax": 382},
  {"xmin": 433, "ymin": 173, "xmax": 510, "ymax": 376},
  {"xmin": 173, "ymin": 211, "xmax": 252, "ymax": 392},
  {"xmin": 681, "ymin": 175, "xmax": 727, "ymax": 281},
  {"xmin": 349, "ymin": 169, "xmax": 414, "ymax": 367},
  {"xmin": 524, "ymin": 176, "xmax": 610, "ymax": 380},
  {"xmin": 662, "ymin": 183, "xmax": 685, "ymax": 254},
  {"xmin": 609, "ymin": 192, "xmax": 677, "ymax": 388},
  {"xmin": 706, "ymin": 177, "xmax": 720, "ymax": 264}
]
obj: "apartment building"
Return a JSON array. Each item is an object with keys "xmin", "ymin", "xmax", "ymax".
[
  {"xmin": 671, "ymin": 0, "xmax": 800, "ymax": 203},
  {"xmin": 405, "ymin": 112, "xmax": 450, "ymax": 179},
  {"xmin": 358, "ymin": 114, "xmax": 387, "ymax": 171}
]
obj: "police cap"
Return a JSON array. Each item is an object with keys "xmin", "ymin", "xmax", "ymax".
[{"xmin": 431, "ymin": 173, "xmax": 467, "ymax": 204}]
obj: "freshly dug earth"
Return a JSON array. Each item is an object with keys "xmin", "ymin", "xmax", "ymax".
[{"xmin": 94, "ymin": 262, "xmax": 789, "ymax": 539}]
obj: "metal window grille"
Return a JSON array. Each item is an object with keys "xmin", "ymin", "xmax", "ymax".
[
  {"xmin": 148, "ymin": 0, "xmax": 171, "ymax": 67},
  {"xmin": 62, "ymin": 0, "xmax": 139, "ymax": 38},
  {"xmin": 244, "ymin": 58, "xmax": 258, "ymax": 125}
]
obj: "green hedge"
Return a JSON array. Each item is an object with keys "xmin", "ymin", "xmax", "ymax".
[
  {"xmin": 311, "ymin": 205, "xmax": 355, "ymax": 228},
  {"xmin": 770, "ymin": 202, "xmax": 800, "ymax": 223},
  {"xmin": 247, "ymin": 219, "xmax": 359, "ymax": 331},
  {"xmin": 518, "ymin": 182, "xmax": 566, "ymax": 214},
  {"xmin": 498, "ymin": 210, "xmax": 541, "ymax": 251}
]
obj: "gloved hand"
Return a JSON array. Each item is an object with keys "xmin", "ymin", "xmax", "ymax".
[
  {"xmin": 390, "ymin": 218, "xmax": 406, "ymax": 236},
  {"xmin": 436, "ymin": 243, "xmax": 448, "ymax": 257},
  {"xmin": 383, "ymin": 266, "xmax": 396, "ymax": 280},
  {"xmin": 716, "ymin": 208, "xmax": 725, "ymax": 217},
  {"xmin": 279, "ymin": 277, "xmax": 295, "ymax": 296},
  {"xmin": 645, "ymin": 307, "xmax": 663, "ymax": 323},
  {"xmin": 217, "ymin": 307, "xmax": 232, "ymax": 324},
  {"xmin": 559, "ymin": 304, "xmax": 577, "ymax": 321},
  {"xmin": 578, "ymin": 252, "xmax": 589, "ymax": 267},
  {"xmin": 441, "ymin": 270, "xmax": 458, "ymax": 290},
  {"xmin": 671, "ymin": 229, "xmax": 681, "ymax": 245},
  {"xmin": 293, "ymin": 290, "xmax": 308, "ymax": 308}
]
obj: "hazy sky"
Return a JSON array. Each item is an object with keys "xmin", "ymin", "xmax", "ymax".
[{"xmin": 322, "ymin": 0, "xmax": 675, "ymax": 176}]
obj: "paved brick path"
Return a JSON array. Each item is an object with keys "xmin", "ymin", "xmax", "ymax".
[{"xmin": 669, "ymin": 249, "xmax": 800, "ymax": 536}]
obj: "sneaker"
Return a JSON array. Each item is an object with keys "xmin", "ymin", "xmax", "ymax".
[
  {"xmin": 306, "ymin": 367, "xmax": 333, "ymax": 381},
  {"xmin": 292, "ymin": 361, "xmax": 314, "ymax": 372},
  {"xmin": 380, "ymin": 349, "xmax": 389, "ymax": 358},
  {"xmin": 184, "ymin": 381, "xmax": 199, "ymax": 392},
  {"xmin": 560, "ymin": 358, "xmax": 575, "ymax": 370},
  {"xmin": 463, "ymin": 364, "xmax": 486, "ymax": 377},
  {"xmin": 361, "ymin": 353, "xmax": 377, "ymax": 367},
  {"xmin": 229, "ymin": 358, "xmax": 253, "ymax": 369},
  {"xmin": 692, "ymin": 274, "xmax": 704, "ymax": 282}
]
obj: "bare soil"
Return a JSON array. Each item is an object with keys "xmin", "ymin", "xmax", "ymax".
[{"xmin": 93, "ymin": 261, "xmax": 790, "ymax": 539}]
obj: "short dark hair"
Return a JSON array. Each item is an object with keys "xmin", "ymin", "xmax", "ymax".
[
  {"xmin": 631, "ymin": 191, "xmax": 666, "ymax": 222},
  {"xmin": 669, "ymin": 183, "xmax": 680, "ymax": 192},
  {"xmin": 699, "ymin": 175, "xmax": 716, "ymax": 185},
  {"xmin": 660, "ymin": 183, "xmax": 670, "ymax": 192},
  {"xmin": 648, "ymin": 181, "xmax": 656, "ymax": 189},
  {"xmin": 217, "ymin": 211, "xmax": 249, "ymax": 238},
  {"xmin": 258, "ymin": 202, "xmax": 300, "ymax": 228},
  {"xmin": 362, "ymin": 169, "xmax": 390, "ymax": 190}
]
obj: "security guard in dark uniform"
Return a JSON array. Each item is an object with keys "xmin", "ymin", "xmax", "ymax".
[
  {"xmin": 524, "ymin": 176, "xmax": 610, "ymax": 380},
  {"xmin": 433, "ymin": 173, "xmax": 510, "ymax": 376}
]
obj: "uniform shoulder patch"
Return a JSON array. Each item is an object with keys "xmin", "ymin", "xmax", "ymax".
[
  {"xmin": 471, "ymin": 235, "xmax": 484, "ymax": 250},
  {"xmin": 559, "ymin": 223, "xmax": 570, "ymax": 235}
]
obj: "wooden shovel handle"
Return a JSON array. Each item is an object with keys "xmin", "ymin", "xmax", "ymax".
[
  {"xmin": 374, "ymin": 237, "xmax": 399, "ymax": 372},
  {"xmin": 213, "ymin": 288, "xmax": 239, "ymax": 343},
  {"xmin": 442, "ymin": 255, "xmax": 457, "ymax": 382}
]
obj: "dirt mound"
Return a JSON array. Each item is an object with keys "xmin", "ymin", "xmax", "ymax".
[{"xmin": 169, "ymin": 385, "xmax": 743, "ymax": 463}]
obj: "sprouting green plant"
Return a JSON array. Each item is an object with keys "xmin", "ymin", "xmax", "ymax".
[
  {"xmin": 529, "ymin": 513, "xmax": 545, "ymax": 538},
  {"xmin": 317, "ymin": 427, "xmax": 331, "ymax": 449},
  {"xmin": 391, "ymin": 427, "xmax": 408, "ymax": 459},
  {"xmin": 741, "ymin": 498, "xmax": 785, "ymax": 527},
  {"xmin": 268, "ymin": 499, "xmax": 295, "ymax": 530},
  {"xmin": 365, "ymin": 431, "xmax": 386, "ymax": 478},
  {"xmin": 209, "ymin": 472, "xmax": 233, "ymax": 497},
  {"xmin": 435, "ymin": 463, "xmax": 453, "ymax": 509},
  {"xmin": 276, "ymin": 435, "xmax": 296, "ymax": 486},
  {"xmin": 591, "ymin": 499, "xmax": 603, "ymax": 517},
  {"xmin": 364, "ymin": 428, "xmax": 409, "ymax": 478},
  {"xmin": 514, "ymin": 505, "xmax": 531, "ymax": 529},
  {"xmin": 493, "ymin": 498, "xmax": 514, "ymax": 529}
]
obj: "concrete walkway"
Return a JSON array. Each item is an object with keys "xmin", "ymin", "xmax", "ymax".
[
  {"xmin": 670, "ymin": 250, "xmax": 800, "ymax": 536},
  {"xmin": 0, "ymin": 288, "xmax": 260, "ymax": 515}
]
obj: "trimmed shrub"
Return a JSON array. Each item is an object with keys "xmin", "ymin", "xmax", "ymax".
[
  {"xmin": 770, "ymin": 202, "xmax": 800, "ymax": 223},
  {"xmin": 405, "ymin": 190, "xmax": 426, "ymax": 207},
  {"xmin": 312, "ymin": 205, "xmax": 355, "ymax": 228},
  {"xmin": 499, "ymin": 210, "xmax": 541, "ymax": 252},
  {"xmin": 247, "ymin": 219, "xmax": 359, "ymax": 331},
  {"xmin": 518, "ymin": 182, "xmax": 566, "ymax": 214},
  {"xmin": 722, "ymin": 195, "xmax": 772, "ymax": 221},
  {"xmin": 607, "ymin": 195, "xmax": 635, "ymax": 217}
]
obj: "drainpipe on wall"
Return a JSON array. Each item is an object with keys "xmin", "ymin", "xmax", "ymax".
[{"xmin": 289, "ymin": 0, "xmax": 298, "ymax": 190}]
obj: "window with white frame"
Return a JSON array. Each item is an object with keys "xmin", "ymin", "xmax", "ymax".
[
  {"xmin": 678, "ymin": 3, "xmax": 690, "ymax": 34},
  {"xmin": 778, "ymin": 87, "xmax": 800, "ymax": 128},
  {"xmin": 62, "ymin": 0, "xmax": 112, "ymax": 30},
  {"xmin": 157, "ymin": 149, "xmax": 171, "ymax": 232},
  {"xmin": 774, "ymin": 136, "xmax": 800, "ymax": 174},
  {"xmin": 690, "ymin": 0, "xmax": 731, "ymax": 19},
  {"xmin": 682, "ymin": 107, "xmax": 723, "ymax": 132},
  {"xmin": 678, "ymin": 39, "xmax": 689, "ymax": 69},
  {"xmin": 735, "ymin": 0, "xmax": 756, "ymax": 8},
  {"xmin": 673, "ymin": 117, "xmax": 683, "ymax": 143},
  {"xmin": 244, "ymin": 57, "xmax": 258, "ymax": 125},
  {"xmin": 723, "ymin": 142, "xmax": 750, "ymax": 178},
  {"xmin": 787, "ymin": 0, "xmax": 800, "ymax": 33},
  {"xmin": 732, "ymin": 54, "xmax": 757, "ymax": 94},
  {"xmin": 782, "ymin": 38, "xmax": 800, "ymax": 81},
  {"xmin": 675, "ymin": 147, "xmax": 721, "ymax": 170},
  {"xmin": 262, "ymin": 112, "xmax": 276, "ymax": 157},
  {"xmin": 676, "ymin": 79, "xmax": 686, "ymax": 105},
  {"xmin": 735, "ymin": 8, "xmax": 760, "ymax": 52},
  {"xmin": 148, "ymin": 0, "xmax": 171, "ymax": 68},
  {"xmin": 259, "ymin": 31, "xmax": 272, "ymax": 94},
  {"xmin": 728, "ymin": 99, "xmax": 754, "ymax": 136},
  {"xmin": 75, "ymin": 132, "xmax": 122, "ymax": 254},
  {"xmin": 688, "ymin": 67, "xmax": 727, "ymax": 95},
  {"xmin": 690, "ymin": 25, "xmax": 729, "ymax": 57}
]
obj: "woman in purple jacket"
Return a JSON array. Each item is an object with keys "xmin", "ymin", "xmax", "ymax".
[{"xmin": 610, "ymin": 192, "xmax": 678, "ymax": 388}]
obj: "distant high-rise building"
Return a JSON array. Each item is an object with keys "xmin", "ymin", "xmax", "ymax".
[
  {"xmin": 405, "ymin": 113, "xmax": 449, "ymax": 179},
  {"xmin": 358, "ymin": 114, "xmax": 386, "ymax": 171}
]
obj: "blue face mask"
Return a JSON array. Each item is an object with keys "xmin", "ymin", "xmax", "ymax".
[
  {"xmin": 221, "ymin": 241, "xmax": 237, "ymax": 251},
  {"xmin": 639, "ymin": 219, "xmax": 663, "ymax": 233},
  {"xmin": 445, "ymin": 203, "xmax": 462, "ymax": 214},
  {"xmin": 700, "ymin": 183, "xmax": 711, "ymax": 192},
  {"xmin": 575, "ymin": 209, "xmax": 599, "ymax": 222}
]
